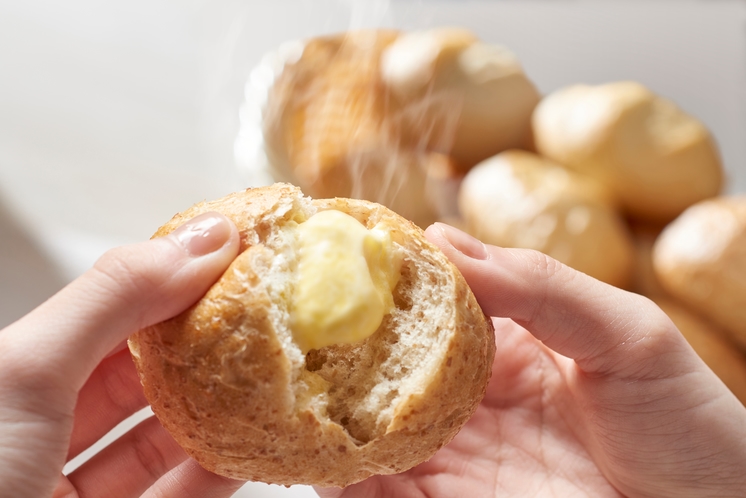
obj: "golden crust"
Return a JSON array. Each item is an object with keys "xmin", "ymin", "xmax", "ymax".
[
  {"xmin": 128, "ymin": 184, "xmax": 495, "ymax": 486},
  {"xmin": 532, "ymin": 82, "xmax": 723, "ymax": 223},
  {"xmin": 459, "ymin": 150, "xmax": 634, "ymax": 288},
  {"xmin": 653, "ymin": 196, "xmax": 746, "ymax": 348}
]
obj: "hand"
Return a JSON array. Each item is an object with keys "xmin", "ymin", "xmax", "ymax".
[
  {"xmin": 319, "ymin": 223, "xmax": 746, "ymax": 498},
  {"xmin": 0, "ymin": 212, "xmax": 246, "ymax": 498}
]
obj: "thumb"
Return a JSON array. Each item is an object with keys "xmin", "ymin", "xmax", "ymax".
[
  {"xmin": 0, "ymin": 212, "xmax": 240, "ymax": 400},
  {"xmin": 425, "ymin": 223, "xmax": 696, "ymax": 378}
]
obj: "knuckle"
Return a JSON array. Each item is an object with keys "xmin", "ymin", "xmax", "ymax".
[
  {"xmin": 0, "ymin": 326, "xmax": 53, "ymax": 393},
  {"xmin": 593, "ymin": 295, "xmax": 686, "ymax": 378},
  {"xmin": 93, "ymin": 247, "xmax": 144, "ymax": 291},
  {"xmin": 99, "ymin": 355, "xmax": 146, "ymax": 416},
  {"xmin": 90, "ymin": 245, "xmax": 165, "ymax": 312},
  {"xmin": 131, "ymin": 420, "xmax": 174, "ymax": 480},
  {"xmin": 0, "ymin": 339, "xmax": 76, "ymax": 420},
  {"xmin": 528, "ymin": 249, "xmax": 566, "ymax": 282}
]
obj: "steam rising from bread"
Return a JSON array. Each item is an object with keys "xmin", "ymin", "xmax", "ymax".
[{"xmin": 237, "ymin": 28, "xmax": 539, "ymax": 228}]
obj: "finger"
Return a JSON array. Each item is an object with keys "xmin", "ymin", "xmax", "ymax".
[
  {"xmin": 425, "ymin": 223, "xmax": 696, "ymax": 377},
  {"xmin": 0, "ymin": 212, "xmax": 240, "ymax": 403},
  {"xmin": 67, "ymin": 348, "xmax": 148, "ymax": 460},
  {"xmin": 315, "ymin": 475, "xmax": 411, "ymax": 498},
  {"xmin": 66, "ymin": 416, "xmax": 188, "ymax": 498},
  {"xmin": 141, "ymin": 459, "xmax": 244, "ymax": 498}
]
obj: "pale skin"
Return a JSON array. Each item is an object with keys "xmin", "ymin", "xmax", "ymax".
[{"xmin": 1, "ymin": 215, "xmax": 745, "ymax": 497}]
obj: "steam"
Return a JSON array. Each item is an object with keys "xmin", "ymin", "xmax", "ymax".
[
  {"xmin": 234, "ymin": 3, "xmax": 467, "ymax": 225},
  {"xmin": 338, "ymin": 0, "xmax": 392, "ymax": 30},
  {"xmin": 234, "ymin": 39, "xmax": 304, "ymax": 186}
]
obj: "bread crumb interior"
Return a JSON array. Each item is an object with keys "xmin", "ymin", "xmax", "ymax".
[{"xmin": 260, "ymin": 199, "xmax": 453, "ymax": 445}]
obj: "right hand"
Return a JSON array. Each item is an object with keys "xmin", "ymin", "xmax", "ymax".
[{"xmin": 319, "ymin": 223, "xmax": 746, "ymax": 498}]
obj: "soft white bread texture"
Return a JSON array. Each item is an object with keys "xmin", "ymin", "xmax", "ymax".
[
  {"xmin": 532, "ymin": 81, "xmax": 723, "ymax": 223},
  {"xmin": 459, "ymin": 150, "xmax": 634, "ymax": 288},
  {"xmin": 262, "ymin": 29, "xmax": 539, "ymax": 227},
  {"xmin": 128, "ymin": 184, "xmax": 495, "ymax": 487},
  {"xmin": 653, "ymin": 196, "xmax": 746, "ymax": 349}
]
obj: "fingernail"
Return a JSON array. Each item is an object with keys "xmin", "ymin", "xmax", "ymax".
[
  {"xmin": 435, "ymin": 222, "xmax": 490, "ymax": 260},
  {"xmin": 172, "ymin": 212, "xmax": 232, "ymax": 256}
]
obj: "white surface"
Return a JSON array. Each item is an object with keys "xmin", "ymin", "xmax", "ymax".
[{"xmin": 1, "ymin": 1, "xmax": 745, "ymax": 496}]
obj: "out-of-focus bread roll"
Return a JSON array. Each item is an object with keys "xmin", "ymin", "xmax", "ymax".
[
  {"xmin": 656, "ymin": 299, "xmax": 746, "ymax": 405},
  {"xmin": 261, "ymin": 29, "xmax": 539, "ymax": 227},
  {"xmin": 628, "ymin": 221, "xmax": 669, "ymax": 298},
  {"xmin": 129, "ymin": 184, "xmax": 495, "ymax": 487},
  {"xmin": 381, "ymin": 27, "xmax": 541, "ymax": 171},
  {"xmin": 263, "ymin": 31, "xmax": 445, "ymax": 228},
  {"xmin": 653, "ymin": 196, "xmax": 746, "ymax": 348},
  {"xmin": 532, "ymin": 81, "xmax": 723, "ymax": 223},
  {"xmin": 458, "ymin": 150, "xmax": 634, "ymax": 288}
]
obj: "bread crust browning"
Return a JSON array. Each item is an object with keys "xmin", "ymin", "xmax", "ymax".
[
  {"xmin": 128, "ymin": 184, "xmax": 495, "ymax": 486},
  {"xmin": 532, "ymin": 82, "xmax": 723, "ymax": 223},
  {"xmin": 653, "ymin": 196, "xmax": 746, "ymax": 349}
]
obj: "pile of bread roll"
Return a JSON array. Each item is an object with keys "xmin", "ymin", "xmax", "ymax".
[{"xmin": 245, "ymin": 27, "xmax": 746, "ymax": 404}]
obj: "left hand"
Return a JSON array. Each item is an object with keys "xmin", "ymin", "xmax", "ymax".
[{"xmin": 0, "ymin": 212, "xmax": 246, "ymax": 498}]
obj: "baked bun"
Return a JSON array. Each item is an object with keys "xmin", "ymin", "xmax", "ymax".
[
  {"xmin": 458, "ymin": 150, "xmax": 634, "ymax": 288},
  {"xmin": 656, "ymin": 299, "xmax": 746, "ymax": 405},
  {"xmin": 262, "ymin": 30, "xmax": 450, "ymax": 228},
  {"xmin": 532, "ymin": 81, "xmax": 723, "ymax": 223},
  {"xmin": 260, "ymin": 29, "xmax": 539, "ymax": 227},
  {"xmin": 128, "ymin": 184, "xmax": 495, "ymax": 487},
  {"xmin": 380, "ymin": 27, "xmax": 541, "ymax": 171},
  {"xmin": 653, "ymin": 196, "xmax": 746, "ymax": 348}
]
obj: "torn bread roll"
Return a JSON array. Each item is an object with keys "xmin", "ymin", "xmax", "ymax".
[
  {"xmin": 128, "ymin": 184, "xmax": 495, "ymax": 487},
  {"xmin": 261, "ymin": 29, "xmax": 539, "ymax": 227},
  {"xmin": 656, "ymin": 299, "xmax": 746, "ymax": 405},
  {"xmin": 532, "ymin": 81, "xmax": 723, "ymax": 223},
  {"xmin": 380, "ymin": 27, "xmax": 541, "ymax": 171},
  {"xmin": 653, "ymin": 196, "xmax": 746, "ymax": 349},
  {"xmin": 458, "ymin": 150, "xmax": 634, "ymax": 288}
]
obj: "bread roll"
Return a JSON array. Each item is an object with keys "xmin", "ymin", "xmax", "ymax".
[
  {"xmin": 656, "ymin": 299, "xmax": 746, "ymax": 405},
  {"xmin": 653, "ymin": 196, "xmax": 746, "ymax": 348},
  {"xmin": 458, "ymin": 150, "xmax": 634, "ymax": 288},
  {"xmin": 628, "ymin": 221, "xmax": 669, "ymax": 298},
  {"xmin": 263, "ymin": 30, "xmax": 452, "ymax": 228},
  {"xmin": 128, "ymin": 184, "xmax": 495, "ymax": 487},
  {"xmin": 532, "ymin": 81, "xmax": 723, "ymax": 223},
  {"xmin": 380, "ymin": 27, "xmax": 541, "ymax": 171},
  {"xmin": 261, "ymin": 29, "xmax": 539, "ymax": 227}
]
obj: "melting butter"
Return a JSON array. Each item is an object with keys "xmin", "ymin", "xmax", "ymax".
[{"xmin": 290, "ymin": 210, "xmax": 402, "ymax": 352}]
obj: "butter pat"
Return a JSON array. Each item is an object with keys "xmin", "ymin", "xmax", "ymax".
[{"xmin": 290, "ymin": 210, "xmax": 402, "ymax": 352}]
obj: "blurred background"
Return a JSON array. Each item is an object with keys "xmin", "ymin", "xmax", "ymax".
[{"xmin": 1, "ymin": 1, "xmax": 745, "ymax": 496}]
